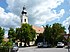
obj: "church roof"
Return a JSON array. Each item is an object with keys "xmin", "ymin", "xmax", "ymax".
[{"xmin": 32, "ymin": 25, "xmax": 44, "ymax": 33}]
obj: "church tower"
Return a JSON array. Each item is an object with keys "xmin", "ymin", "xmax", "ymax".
[{"xmin": 21, "ymin": 6, "xmax": 28, "ymax": 24}]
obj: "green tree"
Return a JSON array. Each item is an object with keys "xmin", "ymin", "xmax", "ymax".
[
  {"xmin": 8, "ymin": 28, "xmax": 16, "ymax": 43},
  {"xmin": 16, "ymin": 27, "xmax": 23, "ymax": 46},
  {"xmin": 16, "ymin": 28, "xmax": 21, "ymax": 40},
  {"xmin": 43, "ymin": 23, "xmax": 66, "ymax": 46},
  {"xmin": 16, "ymin": 23, "xmax": 36, "ymax": 46},
  {"xmin": 52, "ymin": 23, "xmax": 65, "ymax": 46},
  {"xmin": 0, "ymin": 27, "xmax": 4, "ymax": 43},
  {"xmin": 43, "ymin": 25, "xmax": 52, "ymax": 44}
]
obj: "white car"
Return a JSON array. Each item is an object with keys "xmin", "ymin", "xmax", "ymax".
[
  {"xmin": 57, "ymin": 42, "xmax": 64, "ymax": 48},
  {"xmin": 12, "ymin": 45, "xmax": 19, "ymax": 51}
]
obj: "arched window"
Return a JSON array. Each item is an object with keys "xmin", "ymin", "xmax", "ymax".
[{"xmin": 24, "ymin": 19, "xmax": 26, "ymax": 22}]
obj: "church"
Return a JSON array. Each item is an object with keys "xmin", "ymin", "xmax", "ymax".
[
  {"xmin": 19, "ymin": 6, "xmax": 44, "ymax": 46},
  {"xmin": 20, "ymin": 6, "xmax": 44, "ymax": 36}
]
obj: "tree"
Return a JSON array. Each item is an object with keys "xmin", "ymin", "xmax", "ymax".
[
  {"xmin": 0, "ymin": 27, "xmax": 4, "ymax": 43},
  {"xmin": 16, "ymin": 27, "xmax": 23, "ymax": 46},
  {"xmin": 52, "ymin": 23, "xmax": 65, "ymax": 46},
  {"xmin": 8, "ymin": 28, "xmax": 16, "ymax": 43},
  {"xmin": 43, "ymin": 23, "xmax": 66, "ymax": 46},
  {"xmin": 43, "ymin": 25, "xmax": 52, "ymax": 44},
  {"xmin": 16, "ymin": 28, "xmax": 21, "ymax": 40},
  {"xmin": 16, "ymin": 23, "xmax": 36, "ymax": 46}
]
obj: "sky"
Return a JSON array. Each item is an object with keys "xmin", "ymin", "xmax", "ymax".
[{"xmin": 0, "ymin": 0, "xmax": 70, "ymax": 37}]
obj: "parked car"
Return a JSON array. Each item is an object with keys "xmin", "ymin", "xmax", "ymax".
[
  {"xmin": 37, "ymin": 42, "xmax": 51, "ymax": 48},
  {"xmin": 11, "ymin": 43, "xmax": 19, "ymax": 52},
  {"xmin": 43, "ymin": 42, "xmax": 48, "ymax": 48},
  {"xmin": 57, "ymin": 42, "xmax": 64, "ymax": 48},
  {"xmin": 12, "ymin": 45, "xmax": 19, "ymax": 51},
  {"xmin": 37, "ymin": 42, "xmax": 43, "ymax": 48}
]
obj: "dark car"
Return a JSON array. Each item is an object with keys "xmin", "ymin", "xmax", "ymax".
[
  {"xmin": 43, "ymin": 42, "xmax": 51, "ymax": 48},
  {"xmin": 43, "ymin": 42, "xmax": 48, "ymax": 48},
  {"xmin": 37, "ymin": 42, "xmax": 51, "ymax": 48}
]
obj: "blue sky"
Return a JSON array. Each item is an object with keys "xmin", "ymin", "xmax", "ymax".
[{"xmin": 0, "ymin": 0, "xmax": 70, "ymax": 36}]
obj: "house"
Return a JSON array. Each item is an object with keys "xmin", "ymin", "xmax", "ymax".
[{"xmin": 32, "ymin": 25, "xmax": 44, "ymax": 39}]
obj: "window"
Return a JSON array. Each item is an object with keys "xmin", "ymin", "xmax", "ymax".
[{"xmin": 24, "ymin": 19, "xmax": 26, "ymax": 22}]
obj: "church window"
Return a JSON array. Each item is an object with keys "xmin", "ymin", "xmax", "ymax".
[{"xmin": 24, "ymin": 19, "xmax": 26, "ymax": 22}]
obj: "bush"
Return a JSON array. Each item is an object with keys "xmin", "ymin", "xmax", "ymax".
[
  {"xmin": 0, "ymin": 40, "xmax": 13, "ymax": 52},
  {"xmin": 0, "ymin": 46, "xmax": 9, "ymax": 52}
]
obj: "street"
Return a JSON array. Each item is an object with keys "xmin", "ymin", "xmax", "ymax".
[{"xmin": 17, "ymin": 46, "xmax": 68, "ymax": 52}]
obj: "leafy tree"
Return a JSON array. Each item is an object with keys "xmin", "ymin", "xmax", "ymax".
[
  {"xmin": 16, "ymin": 27, "xmax": 23, "ymax": 46},
  {"xmin": 16, "ymin": 23, "xmax": 36, "ymax": 46},
  {"xmin": 1, "ymin": 40, "xmax": 13, "ymax": 48},
  {"xmin": 0, "ymin": 40, "xmax": 13, "ymax": 52},
  {"xmin": 0, "ymin": 27, "xmax": 4, "ymax": 43},
  {"xmin": 43, "ymin": 23, "xmax": 66, "ymax": 46},
  {"xmin": 52, "ymin": 23, "xmax": 65, "ymax": 46},
  {"xmin": 21, "ymin": 23, "xmax": 36, "ymax": 46},
  {"xmin": 16, "ymin": 28, "xmax": 21, "ymax": 40},
  {"xmin": 8, "ymin": 28, "xmax": 16, "ymax": 43},
  {"xmin": 43, "ymin": 25, "xmax": 52, "ymax": 44}
]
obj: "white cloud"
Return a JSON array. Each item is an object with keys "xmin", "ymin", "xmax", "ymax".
[
  {"xmin": 5, "ymin": 0, "xmax": 65, "ymax": 26},
  {"xmin": 6, "ymin": 0, "xmax": 65, "ymax": 25},
  {"xmin": 63, "ymin": 16, "xmax": 70, "ymax": 26},
  {"xmin": 0, "ymin": 7, "xmax": 21, "ymax": 37},
  {"xmin": 0, "ymin": 7, "xmax": 20, "ymax": 28},
  {"xmin": 62, "ymin": 16, "xmax": 70, "ymax": 34},
  {"xmin": 69, "ymin": 9, "xmax": 70, "ymax": 12}
]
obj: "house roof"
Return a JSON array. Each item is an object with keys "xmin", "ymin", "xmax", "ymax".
[
  {"xmin": 3, "ymin": 38, "xmax": 9, "ymax": 42},
  {"xmin": 32, "ymin": 25, "xmax": 44, "ymax": 33}
]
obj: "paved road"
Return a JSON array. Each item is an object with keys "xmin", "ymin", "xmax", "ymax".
[{"xmin": 17, "ymin": 46, "xmax": 68, "ymax": 52}]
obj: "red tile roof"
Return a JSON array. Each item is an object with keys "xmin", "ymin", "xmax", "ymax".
[
  {"xmin": 32, "ymin": 25, "xmax": 44, "ymax": 33},
  {"xmin": 3, "ymin": 38, "xmax": 9, "ymax": 42}
]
